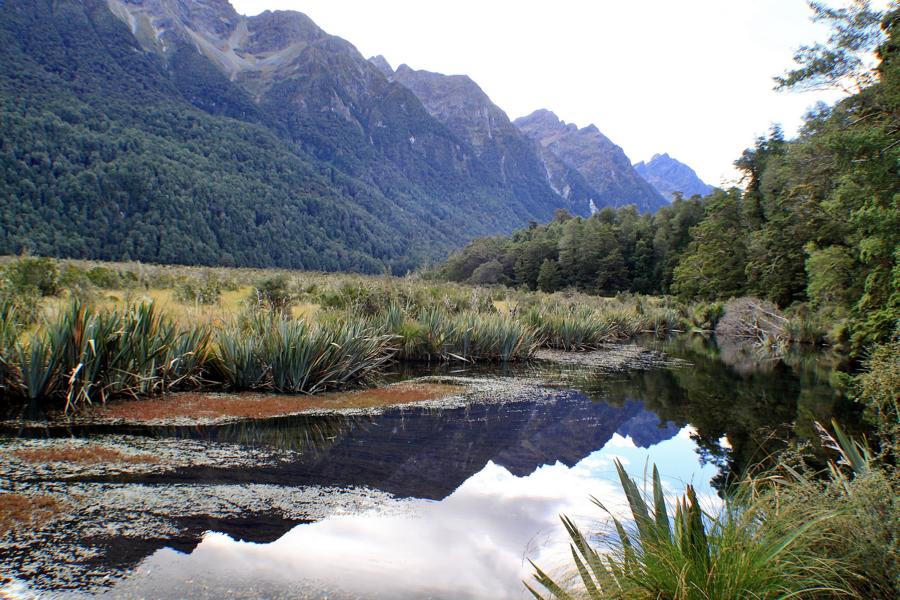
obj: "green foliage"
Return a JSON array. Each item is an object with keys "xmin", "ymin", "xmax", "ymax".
[
  {"xmin": 0, "ymin": 301, "xmax": 212, "ymax": 412},
  {"xmin": 775, "ymin": 0, "xmax": 887, "ymax": 91},
  {"xmin": 527, "ymin": 460, "xmax": 849, "ymax": 600},
  {"xmin": 672, "ymin": 189, "xmax": 748, "ymax": 301},
  {"xmin": 174, "ymin": 273, "xmax": 222, "ymax": 306},
  {"xmin": 854, "ymin": 334, "xmax": 900, "ymax": 458},
  {"xmin": 440, "ymin": 198, "xmax": 707, "ymax": 298},
  {"xmin": 213, "ymin": 312, "xmax": 395, "ymax": 394},
  {"xmin": 253, "ymin": 275, "xmax": 294, "ymax": 314},
  {"xmin": 378, "ymin": 306, "xmax": 540, "ymax": 363},
  {"xmin": 3, "ymin": 257, "xmax": 61, "ymax": 297}
]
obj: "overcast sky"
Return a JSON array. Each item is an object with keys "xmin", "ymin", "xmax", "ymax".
[{"xmin": 230, "ymin": 0, "xmax": 855, "ymax": 186}]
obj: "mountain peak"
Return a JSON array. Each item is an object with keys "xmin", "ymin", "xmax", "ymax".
[
  {"xmin": 368, "ymin": 55, "xmax": 394, "ymax": 77},
  {"xmin": 516, "ymin": 112, "xmax": 668, "ymax": 213},
  {"xmin": 634, "ymin": 154, "xmax": 713, "ymax": 201}
]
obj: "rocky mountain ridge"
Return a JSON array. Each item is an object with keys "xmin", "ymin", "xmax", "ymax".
[
  {"xmin": 0, "ymin": 0, "xmax": 684, "ymax": 271},
  {"xmin": 515, "ymin": 109, "xmax": 669, "ymax": 213},
  {"xmin": 634, "ymin": 153, "xmax": 714, "ymax": 200}
]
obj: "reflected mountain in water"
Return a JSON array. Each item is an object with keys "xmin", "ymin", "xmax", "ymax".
[{"xmin": 115, "ymin": 390, "xmax": 677, "ymax": 501}]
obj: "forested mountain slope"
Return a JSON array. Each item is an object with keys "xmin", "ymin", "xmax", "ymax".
[{"xmin": 0, "ymin": 0, "xmax": 571, "ymax": 272}]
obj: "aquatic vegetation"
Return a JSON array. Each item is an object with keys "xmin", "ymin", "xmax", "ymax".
[
  {"xmin": 11, "ymin": 445, "xmax": 157, "ymax": 465},
  {"xmin": 0, "ymin": 493, "xmax": 63, "ymax": 537},
  {"xmin": 92, "ymin": 383, "xmax": 467, "ymax": 424}
]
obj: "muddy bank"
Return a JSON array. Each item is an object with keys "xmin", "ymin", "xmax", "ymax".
[{"xmin": 86, "ymin": 382, "xmax": 469, "ymax": 426}]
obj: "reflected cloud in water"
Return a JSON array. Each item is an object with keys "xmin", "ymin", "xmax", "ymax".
[{"xmin": 103, "ymin": 427, "xmax": 718, "ymax": 600}]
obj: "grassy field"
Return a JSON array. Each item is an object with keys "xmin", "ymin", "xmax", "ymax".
[{"xmin": 0, "ymin": 256, "xmax": 802, "ymax": 414}]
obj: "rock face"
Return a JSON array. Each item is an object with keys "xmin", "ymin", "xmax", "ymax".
[
  {"xmin": 386, "ymin": 63, "xmax": 589, "ymax": 216},
  {"xmin": 634, "ymin": 153, "xmax": 713, "ymax": 200},
  {"xmin": 516, "ymin": 109, "xmax": 668, "ymax": 213}
]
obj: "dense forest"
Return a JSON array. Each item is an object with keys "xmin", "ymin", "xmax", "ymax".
[
  {"xmin": 0, "ymin": 0, "xmax": 566, "ymax": 274},
  {"xmin": 440, "ymin": 4, "xmax": 899, "ymax": 354}
]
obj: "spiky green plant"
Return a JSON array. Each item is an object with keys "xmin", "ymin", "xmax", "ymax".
[
  {"xmin": 527, "ymin": 460, "xmax": 850, "ymax": 600},
  {"xmin": 214, "ymin": 313, "xmax": 395, "ymax": 393},
  {"xmin": 524, "ymin": 307, "xmax": 617, "ymax": 351},
  {"xmin": 1, "ymin": 301, "xmax": 213, "ymax": 411}
]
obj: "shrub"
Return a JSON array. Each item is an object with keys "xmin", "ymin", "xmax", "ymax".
[
  {"xmin": 4, "ymin": 257, "xmax": 61, "ymax": 297},
  {"xmin": 253, "ymin": 274, "xmax": 294, "ymax": 314},
  {"xmin": 174, "ymin": 273, "xmax": 222, "ymax": 305}
]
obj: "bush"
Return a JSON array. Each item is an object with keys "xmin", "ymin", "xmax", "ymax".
[
  {"xmin": 4, "ymin": 257, "xmax": 61, "ymax": 297},
  {"xmin": 174, "ymin": 273, "xmax": 222, "ymax": 305},
  {"xmin": 253, "ymin": 274, "xmax": 294, "ymax": 314}
]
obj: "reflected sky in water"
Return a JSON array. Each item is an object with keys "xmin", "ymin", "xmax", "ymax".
[{"xmin": 100, "ymin": 427, "xmax": 718, "ymax": 600}]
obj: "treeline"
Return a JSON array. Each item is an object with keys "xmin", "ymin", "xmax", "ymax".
[
  {"xmin": 439, "ymin": 200, "xmax": 705, "ymax": 296},
  {"xmin": 440, "ymin": 6, "xmax": 899, "ymax": 353}
]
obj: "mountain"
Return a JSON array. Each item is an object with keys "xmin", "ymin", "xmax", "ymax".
[
  {"xmin": 634, "ymin": 153, "xmax": 714, "ymax": 200},
  {"xmin": 380, "ymin": 61, "xmax": 591, "ymax": 217},
  {"xmin": 0, "ymin": 0, "xmax": 569, "ymax": 272},
  {"xmin": 515, "ymin": 110, "xmax": 669, "ymax": 213}
]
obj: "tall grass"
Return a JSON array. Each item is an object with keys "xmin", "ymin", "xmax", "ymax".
[
  {"xmin": 378, "ymin": 305, "xmax": 541, "ymax": 362},
  {"xmin": 213, "ymin": 312, "xmax": 396, "ymax": 394},
  {"xmin": 528, "ymin": 423, "xmax": 897, "ymax": 600},
  {"xmin": 528, "ymin": 460, "xmax": 849, "ymax": 600},
  {"xmin": 0, "ymin": 301, "xmax": 211, "ymax": 412}
]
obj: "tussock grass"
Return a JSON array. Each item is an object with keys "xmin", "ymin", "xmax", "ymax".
[
  {"xmin": 378, "ymin": 305, "xmax": 541, "ymax": 362},
  {"xmin": 3, "ymin": 257, "xmax": 802, "ymax": 414},
  {"xmin": 0, "ymin": 301, "xmax": 211, "ymax": 412},
  {"xmin": 528, "ymin": 423, "xmax": 898, "ymax": 600},
  {"xmin": 212, "ymin": 312, "xmax": 396, "ymax": 394}
]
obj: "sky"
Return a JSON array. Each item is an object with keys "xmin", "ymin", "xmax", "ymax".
[{"xmin": 229, "ymin": 0, "xmax": 856, "ymax": 186}]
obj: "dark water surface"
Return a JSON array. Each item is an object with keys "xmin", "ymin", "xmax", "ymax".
[{"xmin": 0, "ymin": 337, "xmax": 861, "ymax": 599}]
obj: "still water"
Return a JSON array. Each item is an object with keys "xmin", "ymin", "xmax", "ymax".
[{"xmin": 1, "ymin": 337, "xmax": 859, "ymax": 599}]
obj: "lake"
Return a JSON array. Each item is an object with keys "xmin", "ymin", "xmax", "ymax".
[{"xmin": 0, "ymin": 336, "xmax": 861, "ymax": 599}]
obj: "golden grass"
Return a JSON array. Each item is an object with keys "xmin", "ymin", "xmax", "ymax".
[
  {"xmin": 11, "ymin": 445, "xmax": 157, "ymax": 465},
  {"xmin": 92, "ymin": 383, "xmax": 467, "ymax": 422},
  {"xmin": 493, "ymin": 300, "xmax": 519, "ymax": 315},
  {"xmin": 0, "ymin": 493, "xmax": 62, "ymax": 536}
]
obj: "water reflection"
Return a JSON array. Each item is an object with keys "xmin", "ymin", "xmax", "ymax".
[
  {"xmin": 97, "ymin": 428, "xmax": 718, "ymax": 600},
  {"xmin": 3, "ymin": 335, "xmax": 864, "ymax": 598}
]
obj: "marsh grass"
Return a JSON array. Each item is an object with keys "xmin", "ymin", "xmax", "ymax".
[
  {"xmin": 528, "ymin": 423, "xmax": 897, "ymax": 600},
  {"xmin": 1, "ymin": 302, "xmax": 212, "ymax": 412},
  {"xmin": 528, "ymin": 460, "xmax": 851, "ymax": 600},
  {"xmin": 213, "ymin": 312, "xmax": 396, "ymax": 394},
  {"xmin": 378, "ymin": 305, "xmax": 540, "ymax": 362}
]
